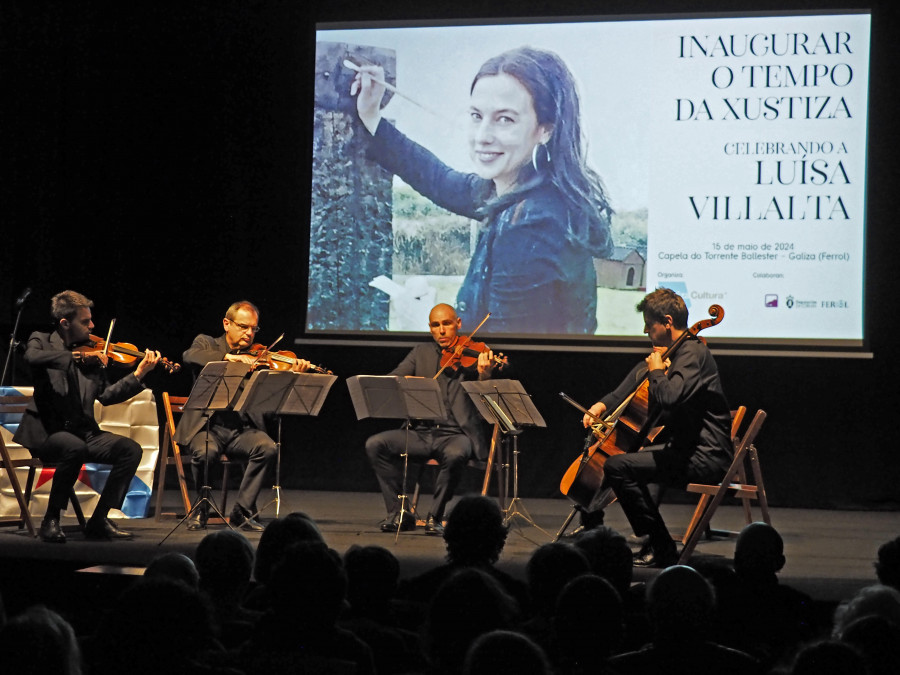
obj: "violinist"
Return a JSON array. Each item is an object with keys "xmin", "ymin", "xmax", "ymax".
[
  {"xmin": 14, "ymin": 290, "xmax": 163, "ymax": 543},
  {"xmin": 365, "ymin": 303, "xmax": 502, "ymax": 535},
  {"xmin": 577, "ymin": 288, "xmax": 732, "ymax": 568},
  {"xmin": 176, "ymin": 300, "xmax": 311, "ymax": 532}
]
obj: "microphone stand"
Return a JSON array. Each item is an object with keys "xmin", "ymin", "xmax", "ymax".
[{"xmin": 1, "ymin": 297, "xmax": 28, "ymax": 387}]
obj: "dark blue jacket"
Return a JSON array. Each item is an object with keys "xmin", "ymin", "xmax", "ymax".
[{"xmin": 367, "ymin": 121, "xmax": 612, "ymax": 335}]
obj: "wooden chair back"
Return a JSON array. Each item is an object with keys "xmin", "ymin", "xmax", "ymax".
[{"xmin": 679, "ymin": 408, "xmax": 769, "ymax": 564}]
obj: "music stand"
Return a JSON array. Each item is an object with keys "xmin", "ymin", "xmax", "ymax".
[
  {"xmin": 462, "ymin": 380, "xmax": 550, "ymax": 543},
  {"xmin": 159, "ymin": 361, "xmax": 250, "ymax": 544},
  {"xmin": 233, "ymin": 370, "xmax": 337, "ymax": 518},
  {"xmin": 347, "ymin": 375, "xmax": 446, "ymax": 538}
]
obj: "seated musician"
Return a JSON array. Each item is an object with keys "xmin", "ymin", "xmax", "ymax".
[
  {"xmin": 577, "ymin": 288, "xmax": 733, "ymax": 567},
  {"xmin": 14, "ymin": 290, "xmax": 162, "ymax": 543},
  {"xmin": 364, "ymin": 303, "xmax": 502, "ymax": 535},
  {"xmin": 176, "ymin": 300, "xmax": 311, "ymax": 532}
]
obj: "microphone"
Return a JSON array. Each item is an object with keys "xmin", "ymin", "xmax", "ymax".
[{"xmin": 15, "ymin": 287, "xmax": 32, "ymax": 309}]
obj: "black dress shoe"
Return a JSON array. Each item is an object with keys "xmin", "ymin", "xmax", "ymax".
[
  {"xmin": 229, "ymin": 507, "xmax": 264, "ymax": 533},
  {"xmin": 84, "ymin": 517, "xmax": 133, "ymax": 540},
  {"xmin": 424, "ymin": 514, "xmax": 444, "ymax": 536},
  {"xmin": 187, "ymin": 510, "xmax": 208, "ymax": 531},
  {"xmin": 380, "ymin": 511, "xmax": 416, "ymax": 533},
  {"xmin": 39, "ymin": 518, "xmax": 66, "ymax": 544},
  {"xmin": 633, "ymin": 541, "xmax": 678, "ymax": 568}
]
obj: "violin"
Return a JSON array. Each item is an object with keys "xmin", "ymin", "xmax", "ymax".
[
  {"xmin": 243, "ymin": 344, "xmax": 333, "ymax": 375},
  {"xmin": 433, "ymin": 312, "xmax": 507, "ymax": 378},
  {"xmin": 438, "ymin": 337, "xmax": 508, "ymax": 374},
  {"xmin": 74, "ymin": 335, "xmax": 181, "ymax": 374},
  {"xmin": 558, "ymin": 304, "xmax": 724, "ymax": 507}
]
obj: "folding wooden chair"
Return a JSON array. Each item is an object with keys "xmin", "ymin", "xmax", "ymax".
[
  {"xmin": 679, "ymin": 408, "xmax": 768, "ymax": 564},
  {"xmin": 154, "ymin": 392, "xmax": 243, "ymax": 522}
]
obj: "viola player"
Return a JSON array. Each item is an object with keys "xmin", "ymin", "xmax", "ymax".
[
  {"xmin": 175, "ymin": 300, "xmax": 311, "ymax": 532},
  {"xmin": 14, "ymin": 290, "xmax": 162, "ymax": 543},
  {"xmin": 364, "ymin": 303, "xmax": 502, "ymax": 534},
  {"xmin": 576, "ymin": 288, "xmax": 733, "ymax": 567}
]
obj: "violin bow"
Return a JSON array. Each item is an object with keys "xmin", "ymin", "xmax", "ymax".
[
  {"xmin": 250, "ymin": 332, "xmax": 285, "ymax": 370},
  {"xmin": 433, "ymin": 312, "xmax": 491, "ymax": 379},
  {"xmin": 101, "ymin": 319, "xmax": 116, "ymax": 363}
]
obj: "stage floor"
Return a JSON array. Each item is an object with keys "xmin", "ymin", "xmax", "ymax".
[{"xmin": 0, "ymin": 489, "xmax": 893, "ymax": 623}]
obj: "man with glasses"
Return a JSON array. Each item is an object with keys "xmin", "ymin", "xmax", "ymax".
[{"xmin": 176, "ymin": 300, "xmax": 311, "ymax": 532}]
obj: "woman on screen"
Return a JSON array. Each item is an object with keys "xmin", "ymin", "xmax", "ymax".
[{"xmin": 352, "ymin": 46, "xmax": 614, "ymax": 335}]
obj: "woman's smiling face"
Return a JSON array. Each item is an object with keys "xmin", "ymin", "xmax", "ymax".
[{"xmin": 467, "ymin": 73, "xmax": 551, "ymax": 195}]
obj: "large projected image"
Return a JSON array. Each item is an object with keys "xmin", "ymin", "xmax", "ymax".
[{"xmin": 309, "ymin": 12, "xmax": 870, "ymax": 346}]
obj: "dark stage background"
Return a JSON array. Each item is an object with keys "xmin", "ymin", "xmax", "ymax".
[{"xmin": 2, "ymin": 0, "xmax": 898, "ymax": 512}]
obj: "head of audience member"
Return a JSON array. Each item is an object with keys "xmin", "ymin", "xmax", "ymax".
[
  {"xmin": 789, "ymin": 639, "xmax": 868, "ymax": 675},
  {"xmin": 552, "ymin": 574, "xmax": 624, "ymax": 673},
  {"xmin": 572, "ymin": 525, "xmax": 633, "ymax": 596},
  {"xmin": 443, "ymin": 495, "xmax": 508, "ymax": 567},
  {"xmin": 268, "ymin": 541, "xmax": 347, "ymax": 630},
  {"xmin": 196, "ymin": 529, "xmax": 255, "ymax": 600},
  {"xmin": 144, "ymin": 552, "xmax": 200, "ymax": 588},
  {"xmin": 875, "ymin": 535, "xmax": 900, "ymax": 590},
  {"xmin": 463, "ymin": 629, "xmax": 551, "ymax": 675},
  {"xmin": 526, "ymin": 542, "xmax": 591, "ymax": 618},
  {"xmin": 0, "ymin": 605, "xmax": 82, "ymax": 675},
  {"xmin": 839, "ymin": 614, "xmax": 900, "ymax": 675},
  {"xmin": 423, "ymin": 567, "xmax": 520, "ymax": 675},
  {"xmin": 734, "ymin": 521, "xmax": 786, "ymax": 580},
  {"xmin": 832, "ymin": 583, "xmax": 900, "ymax": 638},
  {"xmin": 97, "ymin": 577, "xmax": 216, "ymax": 675},
  {"xmin": 343, "ymin": 544, "xmax": 401, "ymax": 615},
  {"xmin": 646, "ymin": 565, "xmax": 716, "ymax": 649},
  {"xmin": 253, "ymin": 511, "xmax": 325, "ymax": 586}
]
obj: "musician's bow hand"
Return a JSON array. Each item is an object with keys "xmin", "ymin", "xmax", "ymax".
[
  {"xmin": 583, "ymin": 402, "xmax": 607, "ymax": 428},
  {"xmin": 225, "ymin": 353, "xmax": 258, "ymax": 365}
]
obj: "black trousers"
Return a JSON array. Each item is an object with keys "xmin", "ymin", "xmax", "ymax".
[
  {"xmin": 365, "ymin": 426, "xmax": 472, "ymax": 520},
  {"xmin": 585, "ymin": 446, "xmax": 726, "ymax": 544},
  {"xmin": 188, "ymin": 424, "xmax": 276, "ymax": 514},
  {"xmin": 35, "ymin": 429, "xmax": 142, "ymax": 520}
]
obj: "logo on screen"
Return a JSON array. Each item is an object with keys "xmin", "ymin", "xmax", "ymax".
[
  {"xmin": 786, "ymin": 296, "xmax": 794, "ymax": 309},
  {"xmin": 657, "ymin": 282, "xmax": 690, "ymax": 309},
  {"xmin": 765, "ymin": 294, "xmax": 778, "ymax": 308}
]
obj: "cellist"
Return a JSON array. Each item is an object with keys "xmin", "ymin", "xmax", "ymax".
[{"xmin": 577, "ymin": 288, "xmax": 733, "ymax": 568}]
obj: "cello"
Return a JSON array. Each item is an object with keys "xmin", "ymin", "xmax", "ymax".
[{"xmin": 558, "ymin": 304, "xmax": 725, "ymax": 509}]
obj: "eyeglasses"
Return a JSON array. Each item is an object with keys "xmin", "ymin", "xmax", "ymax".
[{"xmin": 226, "ymin": 319, "xmax": 260, "ymax": 334}]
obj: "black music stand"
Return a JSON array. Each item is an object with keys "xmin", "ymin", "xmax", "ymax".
[
  {"xmin": 233, "ymin": 370, "xmax": 337, "ymax": 518},
  {"xmin": 347, "ymin": 375, "xmax": 446, "ymax": 539},
  {"xmin": 462, "ymin": 379, "xmax": 550, "ymax": 543},
  {"xmin": 159, "ymin": 361, "xmax": 250, "ymax": 544}
]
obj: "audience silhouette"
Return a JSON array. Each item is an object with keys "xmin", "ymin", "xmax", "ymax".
[
  {"xmin": 0, "ymin": 604, "xmax": 83, "ymax": 675},
  {"xmin": 2, "ymin": 509, "xmax": 896, "ymax": 675}
]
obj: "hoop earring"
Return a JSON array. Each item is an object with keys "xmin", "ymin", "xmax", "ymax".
[{"xmin": 532, "ymin": 143, "xmax": 551, "ymax": 172}]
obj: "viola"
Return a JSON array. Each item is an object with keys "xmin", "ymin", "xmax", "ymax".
[
  {"xmin": 75, "ymin": 335, "xmax": 181, "ymax": 374},
  {"xmin": 243, "ymin": 344, "xmax": 333, "ymax": 375},
  {"xmin": 558, "ymin": 304, "xmax": 724, "ymax": 507},
  {"xmin": 438, "ymin": 338, "xmax": 508, "ymax": 373}
]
